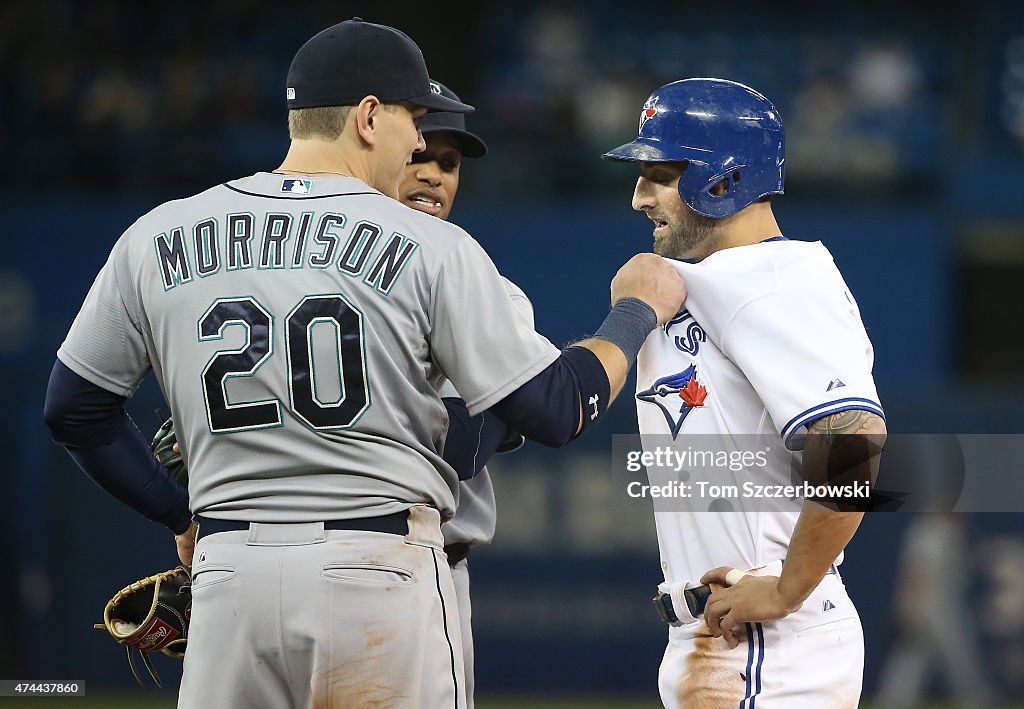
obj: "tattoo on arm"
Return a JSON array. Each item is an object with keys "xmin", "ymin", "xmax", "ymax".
[
  {"xmin": 803, "ymin": 410, "xmax": 886, "ymax": 505},
  {"xmin": 808, "ymin": 409, "xmax": 883, "ymax": 437}
]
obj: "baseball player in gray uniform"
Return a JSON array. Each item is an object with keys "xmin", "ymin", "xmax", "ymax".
[
  {"xmin": 43, "ymin": 19, "xmax": 687, "ymax": 709},
  {"xmin": 397, "ymin": 80, "xmax": 512, "ymax": 708}
]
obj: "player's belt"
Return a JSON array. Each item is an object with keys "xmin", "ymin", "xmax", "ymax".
[
  {"xmin": 194, "ymin": 510, "xmax": 410, "ymax": 542},
  {"xmin": 653, "ymin": 563, "xmax": 838, "ymax": 625},
  {"xmin": 444, "ymin": 542, "xmax": 471, "ymax": 566}
]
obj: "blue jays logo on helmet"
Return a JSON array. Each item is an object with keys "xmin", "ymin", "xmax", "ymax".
[
  {"xmin": 602, "ymin": 78, "xmax": 785, "ymax": 219},
  {"xmin": 636, "ymin": 364, "xmax": 708, "ymax": 439},
  {"xmin": 639, "ymin": 96, "xmax": 659, "ymax": 131}
]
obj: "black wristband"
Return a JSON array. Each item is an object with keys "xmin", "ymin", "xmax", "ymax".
[{"xmin": 594, "ymin": 297, "xmax": 659, "ymax": 364}]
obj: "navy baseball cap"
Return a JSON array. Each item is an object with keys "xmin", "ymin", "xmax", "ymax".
[
  {"xmin": 286, "ymin": 18, "xmax": 473, "ymax": 114},
  {"xmin": 420, "ymin": 81, "xmax": 488, "ymax": 158}
]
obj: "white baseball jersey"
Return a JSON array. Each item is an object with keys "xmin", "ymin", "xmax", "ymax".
[
  {"xmin": 636, "ymin": 239, "xmax": 883, "ymax": 587},
  {"xmin": 57, "ymin": 172, "xmax": 561, "ymax": 524},
  {"xmin": 441, "ymin": 278, "xmax": 534, "ymax": 548}
]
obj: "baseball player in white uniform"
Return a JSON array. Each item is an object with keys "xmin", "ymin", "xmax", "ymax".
[
  {"xmin": 396, "ymin": 80, "xmax": 519, "ymax": 708},
  {"xmin": 603, "ymin": 78, "xmax": 887, "ymax": 708},
  {"xmin": 43, "ymin": 19, "xmax": 687, "ymax": 709}
]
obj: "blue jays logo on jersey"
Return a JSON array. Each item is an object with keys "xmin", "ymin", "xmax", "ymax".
[
  {"xmin": 281, "ymin": 178, "xmax": 311, "ymax": 194},
  {"xmin": 637, "ymin": 364, "xmax": 708, "ymax": 439},
  {"xmin": 664, "ymin": 310, "xmax": 706, "ymax": 356},
  {"xmin": 639, "ymin": 96, "xmax": 660, "ymax": 132}
]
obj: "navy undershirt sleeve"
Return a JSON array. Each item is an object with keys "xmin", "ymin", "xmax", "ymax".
[
  {"xmin": 43, "ymin": 360, "xmax": 192, "ymax": 534},
  {"xmin": 442, "ymin": 397, "xmax": 510, "ymax": 480},
  {"xmin": 491, "ymin": 346, "xmax": 610, "ymax": 448}
]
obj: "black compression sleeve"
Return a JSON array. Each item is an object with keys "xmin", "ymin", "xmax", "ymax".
[
  {"xmin": 490, "ymin": 346, "xmax": 611, "ymax": 447},
  {"xmin": 65, "ymin": 418, "xmax": 193, "ymax": 534},
  {"xmin": 44, "ymin": 360, "xmax": 130, "ymax": 446},
  {"xmin": 442, "ymin": 397, "xmax": 510, "ymax": 480},
  {"xmin": 44, "ymin": 360, "xmax": 192, "ymax": 534}
]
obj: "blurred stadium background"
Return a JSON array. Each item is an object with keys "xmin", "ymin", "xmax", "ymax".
[{"xmin": 3, "ymin": 0, "xmax": 1024, "ymax": 706}]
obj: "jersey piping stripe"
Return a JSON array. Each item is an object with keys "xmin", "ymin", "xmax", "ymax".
[
  {"xmin": 431, "ymin": 549, "xmax": 459, "ymax": 709},
  {"xmin": 740, "ymin": 622, "xmax": 766, "ymax": 708},
  {"xmin": 222, "ymin": 184, "xmax": 382, "ymax": 200},
  {"xmin": 753, "ymin": 622, "xmax": 765, "ymax": 706},
  {"xmin": 781, "ymin": 396, "xmax": 885, "ymax": 436},
  {"xmin": 742, "ymin": 622, "xmax": 754, "ymax": 704},
  {"xmin": 780, "ymin": 397, "xmax": 885, "ymax": 442},
  {"xmin": 782, "ymin": 402, "xmax": 886, "ymax": 449}
]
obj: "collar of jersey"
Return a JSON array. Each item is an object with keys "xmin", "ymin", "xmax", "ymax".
[
  {"xmin": 673, "ymin": 235, "xmax": 788, "ymax": 264},
  {"xmin": 223, "ymin": 172, "xmax": 384, "ymax": 199}
]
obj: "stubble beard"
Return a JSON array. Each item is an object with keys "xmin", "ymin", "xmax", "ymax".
[{"xmin": 653, "ymin": 210, "xmax": 721, "ymax": 261}]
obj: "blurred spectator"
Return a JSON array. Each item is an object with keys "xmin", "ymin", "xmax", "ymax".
[
  {"xmin": 1001, "ymin": 35, "xmax": 1024, "ymax": 148},
  {"xmin": 876, "ymin": 513, "xmax": 994, "ymax": 708},
  {"xmin": 575, "ymin": 69, "xmax": 648, "ymax": 153},
  {"xmin": 980, "ymin": 535, "xmax": 1024, "ymax": 698},
  {"xmin": 0, "ymin": 0, "xmax": 1010, "ymax": 198},
  {"xmin": 79, "ymin": 65, "xmax": 155, "ymax": 131},
  {"xmin": 850, "ymin": 41, "xmax": 921, "ymax": 111},
  {"xmin": 0, "ymin": 270, "xmax": 35, "ymax": 356},
  {"xmin": 525, "ymin": 5, "xmax": 588, "ymax": 93}
]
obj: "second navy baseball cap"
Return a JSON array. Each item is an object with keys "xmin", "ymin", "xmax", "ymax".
[
  {"xmin": 286, "ymin": 18, "xmax": 473, "ymax": 114},
  {"xmin": 420, "ymin": 81, "xmax": 488, "ymax": 158}
]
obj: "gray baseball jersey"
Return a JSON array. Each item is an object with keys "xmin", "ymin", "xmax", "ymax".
[
  {"xmin": 57, "ymin": 172, "xmax": 560, "ymax": 523},
  {"xmin": 441, "ymin": 278, "xmax": 534, "ymax": 548}
]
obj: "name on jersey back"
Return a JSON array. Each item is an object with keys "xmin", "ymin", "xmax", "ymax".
[{"xmin": 153, "ymin": 211, "xmax": 419, "ymax": 295}]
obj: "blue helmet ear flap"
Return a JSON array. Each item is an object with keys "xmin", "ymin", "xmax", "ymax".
[{"xmin": 681, "ymin": 164, "xmax": 751, "ymax": 219}]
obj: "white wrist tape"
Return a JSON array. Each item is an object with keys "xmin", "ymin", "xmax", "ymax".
[{"xmin": 725, "ymin": 568, "xmax": 747, "ymax": 586}]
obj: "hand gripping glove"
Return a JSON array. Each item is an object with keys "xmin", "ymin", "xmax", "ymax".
[
  {"xmin": 94, "ymin": 566, "xmax": 191, "ymax": 686},
  {"xmin": 151, "ymin": 417, "xmax": 187, "ymax": 487}
]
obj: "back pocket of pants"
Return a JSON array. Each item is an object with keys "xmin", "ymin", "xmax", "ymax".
[
  {"xmin": 321, "ymin": 563, "xmax": 413, "ymax": 585},
  {"xmin": 190, "ymin": 564, "xmax": 237, "ymax": 590}
]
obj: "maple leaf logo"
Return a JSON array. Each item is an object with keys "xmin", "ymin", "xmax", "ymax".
[
  {"xmin": 639, "ymin": 96, "xmax": 659, "ymax": 131},
  {"xmin": 679, "ymin": 378, "xmax": 707, "ymax": 407}
]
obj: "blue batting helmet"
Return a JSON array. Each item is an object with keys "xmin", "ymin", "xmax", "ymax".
[{"xmin": 602, "ymin": 78, "xmax": 785, "ymax": 219}]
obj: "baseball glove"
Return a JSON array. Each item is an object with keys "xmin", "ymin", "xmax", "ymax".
[
  {"xmin": 151, "ymin": 417, "xmax": 187, "ymax": 487},
  {"xmin": 93, "ymin": 566, "xmax": 191, "ymax": 687}
]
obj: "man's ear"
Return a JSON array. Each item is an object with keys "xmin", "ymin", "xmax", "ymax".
[
  {"xmin": 709, "ymin": 176, "xmax": 730, "ymax": 196},
  {"xmin": 354, "ymin": 95, "xmax": 382, "ymax": 146}
]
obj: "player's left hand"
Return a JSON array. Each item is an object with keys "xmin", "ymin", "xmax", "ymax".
[{"xmin": 700, "ymin": 567, "xmax": 802, "ymax": 648}]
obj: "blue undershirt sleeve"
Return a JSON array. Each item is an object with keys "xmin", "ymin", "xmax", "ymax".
[
  {"xmin": 441, "ymin": 397, "xmax": 510, "ymax": 480},
  {"xmin": 43, "ymin": 360, "xmax": 192, "ymax": 535},
  {"xmin": 491, "ymin": 345, "xmax": 610, "ymax": 448}
]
